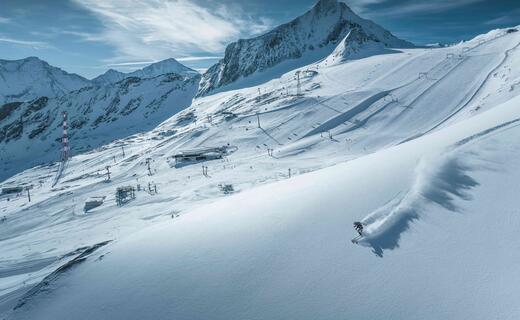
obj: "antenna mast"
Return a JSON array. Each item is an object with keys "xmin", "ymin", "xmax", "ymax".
[
  {"xmin": 296, "ymin": 71, "xmax": 302, "ymax": 96},
  {"xmin": 62, "ymin": 111, "xmax": 70, "ymax": 162}
]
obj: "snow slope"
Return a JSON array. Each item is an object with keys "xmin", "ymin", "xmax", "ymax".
[
  {"xmin": 1, "ymin": 24, "xmax": 520, "ymax": 319},
  {"xmin": 6, "ymin": 89, "xmax": 520, "ymax": 320},
  {"xmin": 0, "ymin": 57, "xmax": 90, "ymax": 105}
]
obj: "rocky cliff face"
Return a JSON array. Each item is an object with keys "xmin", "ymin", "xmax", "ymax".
[{"xmin": 198, "ymin": 0, "xmax": 413, "ymax": 96}]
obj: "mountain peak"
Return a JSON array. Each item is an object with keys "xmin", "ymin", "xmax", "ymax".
[
  {"xmin": 105, "ymin": 69, "xmax": 122, "ymax": 75},
  {"xmin": 198, "ymin": 0, "xmax": 412, "ymax": 96},
  {"xmin": 0, "ymin": 57, "xmax": 90, "ymax": 104},
  {"xmin": 315, "ymin": 0, "xmax": 341, "ymax": 11},
  {"xmin": 0, "ymin": 56, "xmax": 45, "ymax": 66},
  {"xmin": 93, "ymin": 58, "xmax": 198, "ymax": 85},
  {"xmin": 22, "ymin": 56, "xmax": 43, "ymax": 62},
  {"xmin": 313, "ymin": 0, "xmax": 357, "ymax": 18},
  {"xmin": 141, "ymin": 58, "xmax": 197, "ymax": 76},
  {"xmin": 153, "ymin": 58, "xmax": 180, "ymax": 65}
]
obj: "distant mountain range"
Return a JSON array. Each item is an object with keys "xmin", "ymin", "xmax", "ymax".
[
  {"xmin": 0, "ymin": 0, "xmax": 416, "ymax": 180},
  {"xmin": 0, "ymin": 57, "xmax": 199, "ymax": 105},
  {"xmin": 0, "ymin": 58, "xmax": 200, "ymax": 180}
]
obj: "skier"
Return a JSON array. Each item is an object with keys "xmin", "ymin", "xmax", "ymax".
[
  {"xmin": 351, "ymin": 221, "xmax": 364, "ymax": 244},
  {"xmin": 354, "ymin": 221, "xmax": 363, "ymax": 236}
]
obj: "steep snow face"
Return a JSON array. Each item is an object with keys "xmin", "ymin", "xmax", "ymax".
[
  {"xmin": 0, "ymin": 72, "xmax": 200, "ymax": 181},
  {"xmin": 92, "ymin": 58, "xmax": 199, "ymax": 85},
  {"xmin": 0, "ymin": 57, "xmax": 90, "ymax": 104},
  {"xmin": 198, "ymin": 0, "xmax": 413, "ymax": 96},
  {"xmin": 322, "ymin": 29, "xmax": 397, "ymax": 66}
]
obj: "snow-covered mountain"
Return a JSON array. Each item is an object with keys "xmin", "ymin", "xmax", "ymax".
[
  {"xmin": 0, "ymin": 57, "xmax": 91, "ymax": 104},
  {"xmin": 2, "ymin": 25, "xmax": 520, "ymax": 319},
  {"xmin": 1, "ymin": 0, "xmax": 520, "ymax": 316},
  {"xmin": 198, "ymin": 0, "xmax": 413, "ymax": 96},
  {"xmin": 0, "ymin": 72, "xmax": 200, "ymax": 181},
  {"xmin": 92, "ymin": 58, "xmax": 199, "ymax": 85},
  {"xmin": 0, "ymin": 57, "xmax": 198, "ymax": 107}
]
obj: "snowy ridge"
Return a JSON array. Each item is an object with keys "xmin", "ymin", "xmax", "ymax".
[
  {"xmin": 0, "ymin": 57, "xmax": 90, "ymax": 105},
  {"xmin": 92, "ymin": 58, "xmax": 199, "ymax": 85},
  {"xmin": 0, "ymin": 57, "xmax": 197, "ymax": 105}
]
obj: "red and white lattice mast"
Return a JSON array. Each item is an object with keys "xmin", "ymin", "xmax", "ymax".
[{"xmin": 61, "ymin": 111, "xmax": 70, "ymax": 162}]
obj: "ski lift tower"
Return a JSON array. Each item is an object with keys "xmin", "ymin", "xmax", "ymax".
[{"xmin": 61, "ymin": 111, "xmax": 70, "ymax": 162}]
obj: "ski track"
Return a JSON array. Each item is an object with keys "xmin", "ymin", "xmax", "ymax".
[
  {"xmin": 394, "ymin": 56, "xmax": 467, "ymax": 117},
  {"xmin": 303, "ymin": 44, "xmax": 475, "ymax": 140},
  {"xmin": 303, "ymin": 91, "xmax": 391, "ymax": 137},
  {"xmin": 425, "ymin": 41, "xmax": 520, "ymax": 133},
  {"xmin": 358, "ymin": 150, "xmax": 478, "ymax": 257},
  {"xmin": 359, "ymin": 116, "xmax": 520, "ymax": 257},
  {"xmin": 397, "ymin": 34, "xmax": 520, "ymax": 144}
]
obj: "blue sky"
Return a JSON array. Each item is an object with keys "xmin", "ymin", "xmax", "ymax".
[{"xmin": 0, "ymin": 0, "xmax": 518, "ymax": 79}]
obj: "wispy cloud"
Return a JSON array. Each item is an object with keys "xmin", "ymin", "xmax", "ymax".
[
  {"xmin": 0, "ymin": 36, "xmax": 50, "ymax": 49},
  {"xmin": 0, "ymin": 17, "xmax": 11, "ymax": 24},
  {"xmin": 176, "ymin": 56, "xmax": 222, "ymax": 62},
  {"xmin": 349, "ymin": 0, "xmax": 485, "ymax": 16},
  {"xmin": 345, "ymin": 0, "xmax": 389, "ymax": 13},
  {"xmin": 103, "ymin": 56, "xmax": 222, "ymax": 69},
  {"xmin": 391, "ymin": 0, "xmax": 484, "ymax": 15},
  {"xmin": 105, "ymin": 60, "xmax": 158, "ymax": 67},
  {"xmin": 193, "ymin": 68, "xmax": 208, "ymax": 74},
  {"xmin": 71, "ymin": 0, "xmax": 271, "ymax": 64},
  {"xmin": 59, "ymin": 30, "xmax": 105, "ymax": 42},
  {"xmin": 484, "ymin": 9, "xmax": 520, "ymax": 26}
]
